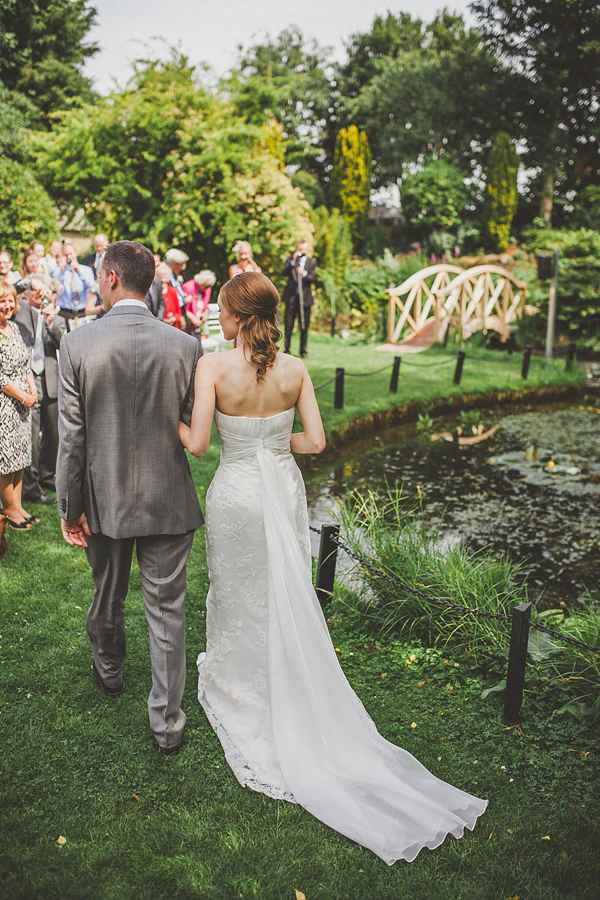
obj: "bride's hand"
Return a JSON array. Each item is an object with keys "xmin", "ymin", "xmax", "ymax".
[{"xmin": 178, "ymin": 421, "xmax": 190, "ymax": 449}]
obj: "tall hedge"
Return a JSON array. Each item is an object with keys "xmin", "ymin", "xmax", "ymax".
[
  {"xmin": 484, "ymin": 132, "xmax": 518, "ymax": 252},
  {"xmin": 0, "ymin": 159, "xmax": 59, "ymax": 259},
  {"xmin": 329, "ymin": 125, "xmax": 372, "ymax": 248},
  {"xmin": 523, "ymin": 226, "xmax": 600, "ymax": 351}
]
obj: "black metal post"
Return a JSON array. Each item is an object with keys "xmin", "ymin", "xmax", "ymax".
[
  {"xmin": 566, "ymin": 342, "xmax": 576, "ymax": 372},
  {"xmin": 503, "ymin": 602, "xmax": 532, "ymax": 725},
  {"xmin": 334, "ymin": 367, "xmax": 344, "ymax": 409},
  {"xmin": 389, "ymin": 356, "xmax": 401, "ymax": 393},
  {"xmin": 316, "ymin": 525, "xmax": 339, "ymax": 606},
  {"xmin": 521, "ymin": 345, "xmax": 532, "ymax": 380},
  {"xmin": 453, "ymin": 351, "xmax": 465, "ymax": 386}
]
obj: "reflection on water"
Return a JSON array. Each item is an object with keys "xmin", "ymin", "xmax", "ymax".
[{"xmin": 304, "ymin": 403, "xmax": 600, "ymax": 609}]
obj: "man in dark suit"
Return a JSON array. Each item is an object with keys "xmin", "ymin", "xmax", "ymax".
[
  {"xmin": 81, "ymin": 234, "xmax": 109, "ymax": 276},
  {"xmin": 281, "ymin": 240, "xmax": 316, "ymax": 357},
  {"xmin": 14, "ymin": 277, "xmax": 67, "ymax": 503},
  {"xmin": 57, "ymin": 241, "xmax": 203, "ymax": 755}
]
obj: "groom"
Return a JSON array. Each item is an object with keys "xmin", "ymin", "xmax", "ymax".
[{"xmin": 56, "ymin": 240, "xmax": 203, "ymax": 755}]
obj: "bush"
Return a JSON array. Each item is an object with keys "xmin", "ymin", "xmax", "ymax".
[
  {"xmin": 522, "ymin": 224, "xmax": 600, "ymax": 351},
  {"xmin": 0, "ymin": 159, "xmax": 59, "ymax": 259}
]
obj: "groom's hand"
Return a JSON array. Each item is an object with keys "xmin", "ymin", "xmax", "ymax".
[{"xmin": 61, "ymin": 513, "xmax": 91, "ymax": 548}]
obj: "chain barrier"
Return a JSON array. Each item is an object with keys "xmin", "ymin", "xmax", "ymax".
[
  {"xmin": 309, "ymin": 524, "xmax": 599, "ymax": 655},
  {"xmin": 313, "ymin": 375, "xmax": 338, "ymax": 392},
  {"xmin": 345, "ymin": 363, "xmax": 394, "ymax": 378}
]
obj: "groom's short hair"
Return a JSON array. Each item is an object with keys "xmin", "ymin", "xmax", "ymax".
[{"xmin": 102, "ymin": 241, "xmax": 155, "ymax": 297}]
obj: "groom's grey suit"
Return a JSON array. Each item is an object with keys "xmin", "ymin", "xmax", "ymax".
[{"xmin": 56, "ymin": 302, "xmax": 203, "ymax": 749}]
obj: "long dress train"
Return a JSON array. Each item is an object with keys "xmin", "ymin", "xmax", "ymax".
[{"xmin": 197, "ymin": 408, "xmax": 487, "ymax": 864}]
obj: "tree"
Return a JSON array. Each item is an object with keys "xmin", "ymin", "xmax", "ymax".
[
  {"xmin": 339, "ymin": 11, "xmax": 516, "ymax": 188},
  {"xmin": 312, "ymin": 207, "xmax": 352, "ymax": 331},
  {"xmin": 0, "ymin": 0, "xmax": 98, "ymax": 119},
  {"xmin": 329, "ymin": 126, "xmax": 372, "ymax": 248},
  {"xmin": 483, "ymin": 132, "xmax": 518, "ymax": 251},
  {"xmin": 401, "ymin": 159, "xmax": 469, "ymax": 240},
  {"xmin": 30, "ymin": 54, "xmax": 312, "ymax": 280},
  {"xmin": 225, "ymin": 27, "xmax": 335, "ymax": 189},
  {"xmin": 0, "ymin": 158, "xmax": 59, "ymax": 259},
  {"xmin": 471, "ymin": 0, "xmax": 600, "ymax": 225}
]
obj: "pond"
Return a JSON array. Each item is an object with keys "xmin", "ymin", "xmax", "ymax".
[{"xmin": 303, "ymin": 400, "xmax": 600, "ymax": 610}]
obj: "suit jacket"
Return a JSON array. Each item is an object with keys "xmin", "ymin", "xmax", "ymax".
[
  {"xmin": 56, "ymin": 303, "xmax": 203, "ymax": 539},
  {"xmin": 80, "ymin": 252, "xmax": 103, "ymax": 276},
  {"xmin": 281, "ymin": 256, "xmax": 316, "ymax": 307},
  {"xmin": 14, "ymin": 302, "xmax": 66, "ymax": 399},
  {"xmin": 145, "ymin": 276, "xmax": 165, "ymax": 319}
]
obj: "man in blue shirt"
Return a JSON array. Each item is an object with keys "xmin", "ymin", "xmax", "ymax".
[{"xmin": 52, "ymin": 243, "xmax": 98, "ymax": 323}]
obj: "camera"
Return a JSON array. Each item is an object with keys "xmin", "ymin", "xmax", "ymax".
[{"xmin": 40, "ymin": 297, "xmax": 49, "ymax": 309}]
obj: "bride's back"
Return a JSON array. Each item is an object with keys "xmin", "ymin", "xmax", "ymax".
[{"xmin": 210, "ymin": 347, "xmax": 305, "ymax": 419}]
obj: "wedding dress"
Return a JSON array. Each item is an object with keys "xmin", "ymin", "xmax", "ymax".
[{"xmin": 197, "ymin": 407, "xmax": 487, "ymax": 864}]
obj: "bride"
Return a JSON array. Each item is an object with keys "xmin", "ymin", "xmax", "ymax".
[{"xmin": 179, "ymin": 271, "xmax": 487, "ymax": 864}]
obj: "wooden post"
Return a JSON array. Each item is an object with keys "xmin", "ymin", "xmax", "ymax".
[
  {"xmin": 453, "ymin": 351, "xmax": 465, "ymax": 385},
  {"xmin": 521, "ymin": 345, "xmax": 532, "ymax": 379},
  {"xmin": 389, "ymin": 356, "xmax": 401, "ymax": 393},
  {"xmin": 316, "ymin": 525, "xmax": 339, "ymax": 606},
  {"xmin": 566, "ymin": 342, "xmax": 576, "ymax": 372},
  {"xmin": 545, "ymin": 248, "xmax": 559, "ymax": 361},
  {"xmin": 503, "ymin": 602, "xmax": 532, "ymax": 725},
  {"xmin": 334, "ymin": 367, "xmax": 344, "ymax": 409}
]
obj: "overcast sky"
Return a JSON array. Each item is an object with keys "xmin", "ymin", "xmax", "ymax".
[{"xmin": 84, "ymin": 0, "xmax": 476, "ymax": 94}]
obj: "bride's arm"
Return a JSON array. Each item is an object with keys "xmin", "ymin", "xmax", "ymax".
[
  {"xmin": 179, "ymin": 357, "xmax": 216, "ymax": 457},
  {"xmin": 291, "ymin": 366, "xmax": 326, "ymax": 455}
]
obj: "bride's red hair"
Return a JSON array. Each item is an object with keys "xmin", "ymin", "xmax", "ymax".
[{"xmin": 220, "ymin": 272, "xmax": 281, "ymax": 382}]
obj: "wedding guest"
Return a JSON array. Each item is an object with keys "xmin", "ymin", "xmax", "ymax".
[
  {"xmin": 182, "ymin": 270, "xmax": 216, "ymax": 345},
  {"xmin": 20, "ymin": 248, "xmax": 43, "ymax": 279},
  {"xmin": 15, "ymin": 277, "xmax": 66, "ymax": 502},
  {"xmin": 156, "ymin": 263, "xmax": 186, "ymax": 329},
  {"xmin": 282, "ymin": 240, "xmax": 316, "ymax": 358},
  {"xmin": 164, "ymin": 248, "xmax": 189, "ymax": 313},
  {"xmin": 0, "ymin": 251, "xmax": 20, "ymax": 286},
  {"xmin": 81, "ymin": 234, "xmax": 109, "ymax": 276},
  {"xmin": 52, "ymin": 243, "xmax": 97, "ymax": 323},
  {"xmin": 45, "ymin": 241, "xmax": 63, "ymax": 274},
  {"xmin": 228, "ymin": 241, "xmax": 261, "ymax": 279},
  {"xmin": 0, "ymin": 280, "xmax": 38, "ymax": 529}
]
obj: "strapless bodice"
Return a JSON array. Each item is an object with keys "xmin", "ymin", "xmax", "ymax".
[{"xmin": 215, "ymin": 408, "xmax": 295, "ymax": 464}]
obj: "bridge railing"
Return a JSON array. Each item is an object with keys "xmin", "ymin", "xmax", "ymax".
[
  {"xmin": 387, "ymin": 264, "xmax": 530, "ymax": 345},
  {"xmin": 386, "ymin": 264, "xmax": 464, "ymax": 343}
]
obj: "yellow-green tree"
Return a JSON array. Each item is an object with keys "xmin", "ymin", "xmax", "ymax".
[
  {"xmin": 484, "ymin": 132, "xmax": 518, "ymax": 252},
  {"xmin": 329, "ymin": 125, "xmax": 372, "ymax": 248}
]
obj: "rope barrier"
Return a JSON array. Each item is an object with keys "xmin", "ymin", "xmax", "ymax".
[
  {"xmin": 313, "ymin": 375, "xmax": 338, "ymax": 392},
  {"xmin": 345, "ymin": 363, "xmax": 394, "ymax": 378},
  {"xmin": 309, "ymin": 524, "xmax": 599, "ymax": 655}
]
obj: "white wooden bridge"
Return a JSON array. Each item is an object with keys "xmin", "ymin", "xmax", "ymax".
[{"xmin": 386, "ymin": 264, "xmax": 534, "ymax": 350}]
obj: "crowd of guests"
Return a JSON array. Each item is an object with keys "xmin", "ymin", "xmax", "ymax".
[{"xmin": 0, "ymin": 233, "xmax": 315, "ymax": 554}]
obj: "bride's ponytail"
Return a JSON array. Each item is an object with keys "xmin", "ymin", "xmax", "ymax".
[{"xmin": 220, "ymin": 272, "xmax": 282, "ymax": 382}]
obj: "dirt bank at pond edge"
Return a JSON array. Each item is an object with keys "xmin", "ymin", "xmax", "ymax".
[{"xmin": 324, "ymin": 384, "xmax": 586, "ymax": 457}]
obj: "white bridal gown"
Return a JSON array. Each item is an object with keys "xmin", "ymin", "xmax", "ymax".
[{"xmin": 197, "ymin": 408, "xmax": 487, "ymax": 864}]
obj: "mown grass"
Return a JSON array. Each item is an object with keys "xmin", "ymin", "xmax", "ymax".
[{"xmin": 0, "ymin": 337, "xmax": 596, "ymax": 899}]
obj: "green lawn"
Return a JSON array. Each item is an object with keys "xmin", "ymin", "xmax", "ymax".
[{"xmin": 1, "ymin": 337, "xmax": 596, "ymax": 900}]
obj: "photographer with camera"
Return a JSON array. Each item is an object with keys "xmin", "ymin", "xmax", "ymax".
[
  {"xmin": 14, "ymin": 277, "xmax": 67, "ymax": 504},
  {"xmin": 228, "ymin": 241, "xmax": 262, "ymax": 279}
]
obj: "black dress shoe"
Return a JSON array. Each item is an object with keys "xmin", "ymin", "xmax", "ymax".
[
  {"xmin": 155, "ymin": 737, "xmax": 184, "ymax": 756},
  {"xmin": 92, "ymin": 662, "xmax": 124, "ymax": 698}
]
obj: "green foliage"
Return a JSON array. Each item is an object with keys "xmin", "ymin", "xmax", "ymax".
[
  {"xmin": 0, "ymin": 158, "xmax": 59, "ymax": 259},
  {"xmin": 522, "ymin": 226, "xmax": 600, "ymax": 350},
  {"xmin": 0, "ymin": 84, "xmax": 41, "ymax": 159},
  {"xmin": 484, "ymin": 132, "xmax": 519, "ymax": 251},
  {"xmin": 472, "ymin": 0, "xmax": 600, "ymax": 224},
  {"xmin": 312, "ymin": 207, "xmax": 352, "ymax": 319},
  {"xmin": 0, "ymin": 0, "xmax": 98, "ymax": 120},
  {"xmin": 401, "ymin": 159, "xmax": 469, "ymax": 238},
  {"xmin": 29, "ymin": 54, "xmax": 312, "ymax": 280},
  {"xmin": 340, "ymin": 11, "xmax": 516, "ymax": 189},
  {"xmin": 226, "ymin": 27, "xmax": 334, "ymax": 187},
  {"xmin": 329, "ymin": 125, "xmax": 372, "ymax": 247}
]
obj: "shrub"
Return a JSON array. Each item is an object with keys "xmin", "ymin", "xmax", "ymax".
[
  {"xmin": 0, "ymin": 159, "xmax": 59, "ymax": 259},
  {"xmin": 522, "ymin": 224, "xmax": 600, "ymax": 351}
]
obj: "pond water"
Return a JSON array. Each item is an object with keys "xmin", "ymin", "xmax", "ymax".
[{"xmin": 303, "ymin": 400, "xmax": 600, "ymax": 610}]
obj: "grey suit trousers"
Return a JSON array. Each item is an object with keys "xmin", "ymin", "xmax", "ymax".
[{"xmin": 85, "ymin": 528, "xmax": 195, "ymax": 750}]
